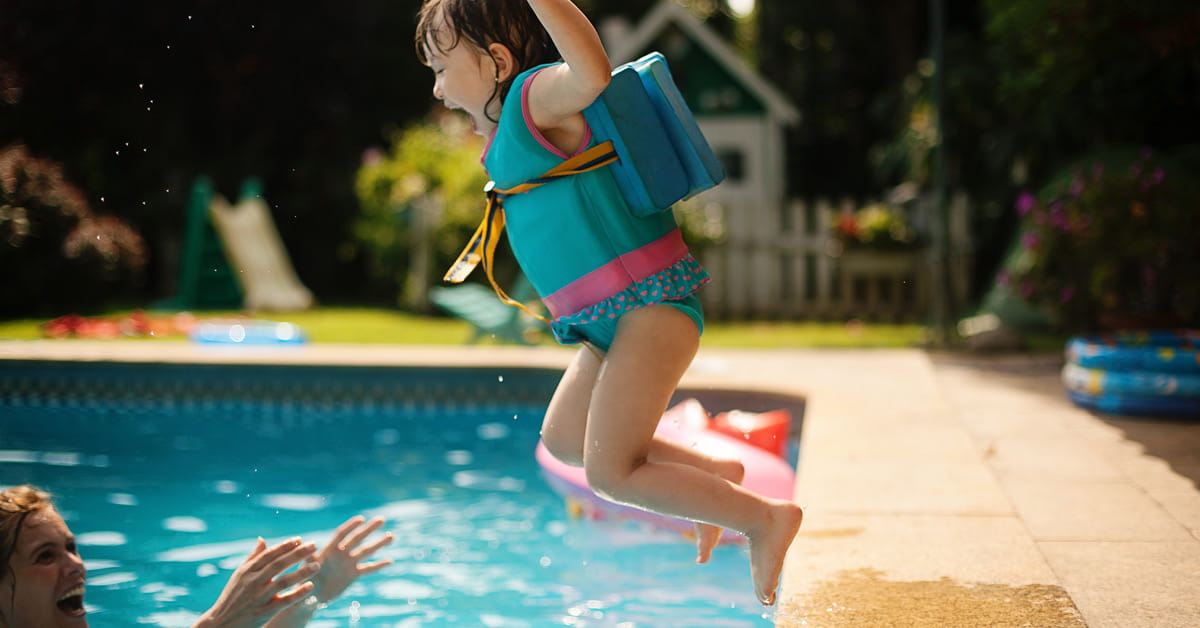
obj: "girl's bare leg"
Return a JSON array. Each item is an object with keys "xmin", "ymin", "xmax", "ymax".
[
  {"xmin": 541, "ymin": 344, "xmax": 745, "ymax": 563},
  {"xmin": 580, "ymin": 305, "xmax": 803, "ymax": 605}
]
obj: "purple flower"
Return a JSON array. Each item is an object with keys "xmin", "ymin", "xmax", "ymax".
[
  {"xmin": 1059, "ymin": 285, "xmax": 1075, "ymax": 304},
  {"xmin": 1147, "ymin": 166, "xmax": 1165, "ymax": 186},
  {"xmin": 1049, "ymin": 202, "xmax": 1070, "ymax": 232},
  {"xmin": 1020, "ymin": 231, "xmax": 1040, "ymax": 250},
  {"xmin": 361, "ymin": 147, "xmax": 384, "ymax": 167},
  {"xmin": 1015, "ymin": 191, "xmax": 1036, "ymax": 217},
  {"xmin": 1070, "ymin": 175, "xmax": 1085, "ymax": 199},
  {"xmin": 996, "ymin": 270, "xmax": 1011, "ymax": 286},
  {"xmin": 1019, "ymin": 280, "xmax": 1035, "ymax": 299}
]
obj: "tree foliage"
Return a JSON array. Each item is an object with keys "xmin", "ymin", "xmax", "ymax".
[
  {"xmin": 0, "ymin": 144, "xmax": 147, "ymax": 316},
  {"xmin": 0, "ymin": 0, "xmax": 430, "ymax": 308},
  {"xmin": 352, "ymin": 115, "xmax": 489, "ymax": 305},
  {"xmin": 985, "ymin": 0, "xmax": 1200, "ymax": 170}
]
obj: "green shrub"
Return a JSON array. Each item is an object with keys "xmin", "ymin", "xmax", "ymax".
[
  {"xmin": 0, "ymin": 144, "xmax": 147, "ymax": 317},
  {"xmin": 353, "ymin": 116, "xmax": 490, "ymax": 307}
]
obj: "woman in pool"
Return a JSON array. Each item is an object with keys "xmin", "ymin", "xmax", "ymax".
[
  {"xmin": 415, "ymin": 0, "xmax": 803, "ymax": 605},
  {"xmin": 0, "ymin": 485, "xmax": 393, "ymax": 627}
]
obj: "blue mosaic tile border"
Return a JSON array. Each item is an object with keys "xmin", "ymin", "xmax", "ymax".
[{"xmin": 0, "ymin": 360, "xmax": 563, "ymax": 414}]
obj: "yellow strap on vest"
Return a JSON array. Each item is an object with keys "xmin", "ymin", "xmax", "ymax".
[{"xmin": 443, "ymin": 141, "xmax": 619, "ymax": 323}]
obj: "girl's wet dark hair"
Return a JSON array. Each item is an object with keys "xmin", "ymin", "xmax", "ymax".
[{"xmin": 416, "ymin": 0, "xmax": 561, "ymax": 123}]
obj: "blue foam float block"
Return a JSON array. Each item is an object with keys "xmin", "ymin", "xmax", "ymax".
[{"xmin": 583, "ymin": 52, "xmax": 724, "ymax": 216}]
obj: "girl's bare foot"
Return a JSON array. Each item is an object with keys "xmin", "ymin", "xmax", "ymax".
[
  {"xmin": 748, "ymin": 500, "xmax": 803, "ymax": 606},
  {"xmin": 695, "ymin": 458, "xmax": 745, "ymax": 564}
]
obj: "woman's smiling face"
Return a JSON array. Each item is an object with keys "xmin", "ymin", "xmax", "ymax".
[{"xmin": 0, "ymin": 508, "xmax": 88, "ymax": 627}]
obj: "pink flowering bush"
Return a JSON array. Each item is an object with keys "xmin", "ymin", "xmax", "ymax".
[
  {"xmin": 0, "ymin": 144, "xmax": 147, "ymax": 316},
  {"xmin": 1001, "ymin": 149, "xmax": 1199, "ymax": 330}
]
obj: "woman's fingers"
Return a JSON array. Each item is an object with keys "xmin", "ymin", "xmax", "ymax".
[
  {"xmin": 355, "ymin": 557, "xmax": 395, "ymax": 576},
  {"xmin": 246, "ymin": 539, "xmax": 316, "ymax": 581},
  {"xmin": 245, "ymin": 538, "xmax": 302, "ymax": 569},
  {"xmin": 261, "ymin": 580, "xmax": 316, "ymax": 613},
  {"xmin": 351, "ymin": 530, "xmax": 394, "ymax": 561},
  {"xmin": 273, "ymin": 560, "xmax": 321, "ymax": 591},
  {"xmin": 327, "ymin": 515, "xmax": 366, "ymax": 551},
  {"xmin": 343, "ymin": 517, "xmax": 386, "ymax": 551}
]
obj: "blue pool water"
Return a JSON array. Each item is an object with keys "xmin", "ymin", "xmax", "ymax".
[{"xmin": 0, "ymin": 361, "xmax": 779, "ymax": 626}]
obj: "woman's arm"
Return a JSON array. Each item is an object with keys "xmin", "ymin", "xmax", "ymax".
[
  {"xmin": 260, "ymin": 516, "xmax": 394, "ymax": 628},
  {"xmin": 191, "ymin": 538, "xmax": 318, "ymax": 628},
  {"xmin": 523, "ymin": 0, "xmax": 611, "ymax": 131}
]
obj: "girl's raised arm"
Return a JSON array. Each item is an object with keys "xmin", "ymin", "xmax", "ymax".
[{"xmin": 524, "ymin": 0, "xmax": 611, "ymax": 131}]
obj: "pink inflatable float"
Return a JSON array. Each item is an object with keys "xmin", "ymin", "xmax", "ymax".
[{"xmin": 535, "ymin": 398, "xmax": 796, "ymax": 544}]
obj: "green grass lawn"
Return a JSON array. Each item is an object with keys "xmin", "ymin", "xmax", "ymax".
[{"xmin": 0, "ymin": 307, "xmax": 931, "ymax": 348}]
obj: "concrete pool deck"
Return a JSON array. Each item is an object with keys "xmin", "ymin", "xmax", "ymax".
[{"xmin": 1, "ymin": 340, "xmax": 1198, "ymax": 627}]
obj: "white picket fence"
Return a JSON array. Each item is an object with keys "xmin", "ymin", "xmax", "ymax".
[{"xmin": 697, "ymin": 194, "xmax": 972, "ymax": 321}]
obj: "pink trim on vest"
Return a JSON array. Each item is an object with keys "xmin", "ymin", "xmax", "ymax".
[
  {"xmin": 480, "ymin": 127, "xmax": 498, "ymax": 165},
  {"xmin": 522, "ymin": 69, "xmax": 592, "ymax": 159},
  {"xmin": 542, "ymin": 229, "xmax": 689, "ymax": 318}
]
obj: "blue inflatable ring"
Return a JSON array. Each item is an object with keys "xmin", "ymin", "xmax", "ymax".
[
  {"xmin": 1067, "ymin": 390, "xmax": 1200, "ymax": 417},
  {"xmin": 1062, "ymin": 363, "xmax": 1200, "ymax": 398},
  {"xmin": 1065, "ymin": 330, "xmax": 1200, "ymax": 375}
]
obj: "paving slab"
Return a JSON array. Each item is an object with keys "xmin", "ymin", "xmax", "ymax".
[
  {"xmin": 929, "ymin": 355, "xmax": 1200, "ymax": 628},
  {"xmin": 1039, "ymin": 541, "xmax": 1200, "ymax": 628},
  {"xmin": 1003, "ymin": 478, "xmax": 1193, "ymax": 542}
]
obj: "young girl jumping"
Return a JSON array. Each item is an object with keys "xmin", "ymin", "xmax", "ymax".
[{"xmin": 415, "ymin": 0, "xmax": 803, "ymax": 606}]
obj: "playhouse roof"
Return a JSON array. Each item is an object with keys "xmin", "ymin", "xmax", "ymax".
[{"xmin": 610, "ymin": 0, "xmax": 800, "ymax": 125}]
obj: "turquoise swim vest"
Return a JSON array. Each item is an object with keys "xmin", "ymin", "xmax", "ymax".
[{"xmin": 481, "ymin": 64, "xmax": 709, "ymax": 340}]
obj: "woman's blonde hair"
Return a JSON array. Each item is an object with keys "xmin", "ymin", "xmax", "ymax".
[{"xmin": 0, "ymin": 485, "xmax": 54, "ymax": 581}]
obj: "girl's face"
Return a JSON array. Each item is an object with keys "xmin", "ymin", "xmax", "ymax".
[
  {"xmin": 0, "ymin": 509, "xmax": 88, "ymax": 627},
  {"xmin": 425, "ymin": 33, "xmax": 501, "ymax": 137}
]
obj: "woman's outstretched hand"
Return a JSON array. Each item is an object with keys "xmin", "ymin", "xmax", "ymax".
[
  {"xmin": 258, "ymin": 515, "xmax": 395, "ymax": 628},
  {"xmin": 309, "ymin": 515, "xmax": 394, "ymax": 604},
  {"xmin": 192, "ymin": 537, "xmax": 320, "ymax": 628}
]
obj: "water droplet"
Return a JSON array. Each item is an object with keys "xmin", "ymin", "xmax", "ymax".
[
  {"xmin": 138, "ymin": 83, "xmax": 144, "ymax": 89},
  {"xmin": 539, "ymin": 556, "xmax": 552, "ymax": 567}
]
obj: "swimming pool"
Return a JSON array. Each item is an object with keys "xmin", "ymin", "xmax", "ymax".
[{"xmin": 1, "ymin": 359, "xmax": 796, "ymax": 626}]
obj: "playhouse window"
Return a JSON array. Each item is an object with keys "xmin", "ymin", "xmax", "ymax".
[{"xmin": 717, "ymin": 148, "xmax": 745, "ymax": 182}]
